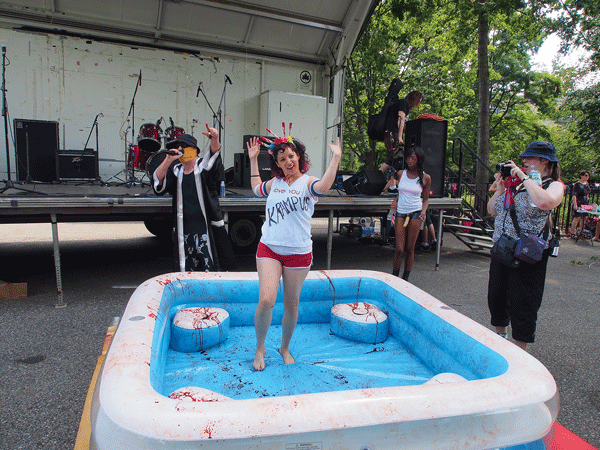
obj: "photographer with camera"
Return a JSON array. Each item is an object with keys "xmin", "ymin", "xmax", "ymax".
[{"xmin": 486, "ymin": 141, "xmax": 564, "ymax": 350}]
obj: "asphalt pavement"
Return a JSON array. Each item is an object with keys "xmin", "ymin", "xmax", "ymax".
[{"xmin": 0, "ymin": 221, "xmax": 598, "ymax": 449}]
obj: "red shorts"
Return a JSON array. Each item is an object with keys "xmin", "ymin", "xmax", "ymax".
[{"xmin": 256, "ymin": 242, "xmax": 313, "ymax": 268}]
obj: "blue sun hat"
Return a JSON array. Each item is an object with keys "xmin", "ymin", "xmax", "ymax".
[{"xmin": 520, "ymin": 141, "xmax": 558, "ymax": 162}]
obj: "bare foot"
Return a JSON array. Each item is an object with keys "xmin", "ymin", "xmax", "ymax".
[
  {"xmin": 278, "ymin": 348, "xmax": 295, "ymax": 365},
  {"xmin": 253, "ymin": 347, "xmax": 266, "ymax": 371}
]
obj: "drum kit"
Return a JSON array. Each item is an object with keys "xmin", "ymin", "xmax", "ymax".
[
  {"xmin": 111, "ymin": 70, "xmax": 231, "ymax": 187},
  {"xmin": 127, "ymin": 117, "xmax": 185, "ymax": 182}
]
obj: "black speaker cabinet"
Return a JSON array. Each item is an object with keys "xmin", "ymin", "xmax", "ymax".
[
  {"xmin": 14, "ymin": 119, "xmax": 59, "ymax": 182},
  {"xmin": 57, "ymin": 149, "xmax": 99, "ymax": 181},
  {"xmin": 224, "ymin": 167, "xmax": 234, "ymax": 186},
  {"xmin": 233, "ymin": 152, "xmax": 272, "ymax": 188},
  {"xmin": 342, "ymin": 169, "xmax": 387, "ymax": 196},
  {"xmin": 334, "ymin": 170, "xmax": 355, "ymax": 190},
  {"xmin": 242, "ymin": 135, "xmax": 271, "ymax": 152},
  {"xmin": 404, "ymin": 119, "xmax": 448, "ymax": 197}
]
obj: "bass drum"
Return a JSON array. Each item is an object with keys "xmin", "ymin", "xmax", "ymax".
[
  {"xmin": 128, "ymin": 143, "xmax": 153, "ymax": 170},
  {"xmin": 146, "ymin": 151, "xmax": 176, "ymax": 180}
]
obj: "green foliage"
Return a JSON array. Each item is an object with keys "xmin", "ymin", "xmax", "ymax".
[
  {"xmin": 570, "ymin": 255, "xmax": 599, "ymax": 267},
  {"xmin": 547, "ymin": 0, "xmax": 600, "ymax": 71},
  {"xmin": 342, "ymin": 0, "xmax": 598, "ymax": 187},
  {"xmin": 344, "ymin": 0, "xmax": 563, "ymax": 172},
  {"xmin": 344, "ymin": 2, "xmax": 409, "ymax": 171},
  {"xmin": 543, "ymin": 0, "xmax": 600, "ymax": 181}
]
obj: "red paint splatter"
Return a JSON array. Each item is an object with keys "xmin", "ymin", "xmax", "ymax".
[
  {"xmin": 319, "ymin": 270, "xmax": 336, "ymax": 295},
  {"xmin": 169, "ymin": 391, "xmax": 220, "ymax": 403}
]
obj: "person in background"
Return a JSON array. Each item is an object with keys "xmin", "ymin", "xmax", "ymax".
[
  {"xmin": 379, "ymin": 87, "xmax": 424, "ymax": 174},
  {"xmin": 569, "ymin": 170, "xmax": 591, "ymax": 238},
  {"xmin": 246, "ymin": 130, "xmax": 342, "ymax": 371},
  {"xmin": 486, "ymin": 141, "xmax": 564, "ymax": 350},
  {"xmin": 152, "ymin": 124, "xmax": 237, "ymax": 272},
  {"xmin": 382, "ymin": 165, "xmax": 400, "ymax": 240},
  {"xmin": 389, "ymin": 146, "xmax": 431, "ymax": 281},
  {"xmin": 420, "ymin": 211, "xmax": 437, "ymax": 251}
]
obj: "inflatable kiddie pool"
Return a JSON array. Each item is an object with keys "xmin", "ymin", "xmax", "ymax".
[{"xmin": 90, "ymin": 270, "xmax": 559, "ymax": 449}]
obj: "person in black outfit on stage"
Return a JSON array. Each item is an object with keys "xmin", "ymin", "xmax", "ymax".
[{"xmin": 379, "ymin": 84, "xmax": 424, "ymax": 174}]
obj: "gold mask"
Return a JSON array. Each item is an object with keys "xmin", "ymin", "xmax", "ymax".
[{"xmin": 179, "ymin": 146, "xmax": 197, "ymax": 163}]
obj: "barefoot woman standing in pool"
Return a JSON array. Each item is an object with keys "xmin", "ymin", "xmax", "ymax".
[{"xmin": 246, "ymin": 126, "xmax": 341, "ymax": 370}]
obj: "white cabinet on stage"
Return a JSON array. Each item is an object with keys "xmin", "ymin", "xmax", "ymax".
[{"xmin": 260, "ymin": 91, "xmax": 327, "ymax": 177}]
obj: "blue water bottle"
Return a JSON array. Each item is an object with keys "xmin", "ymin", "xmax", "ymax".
[{"xmin": 220, "ymin": 180, "xmax": 226, "ymax": 198}]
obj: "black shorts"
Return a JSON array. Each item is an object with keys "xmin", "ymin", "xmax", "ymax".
[{"xmin": 397, "ymin": 210, "xmax": 421, "ymax": 220}]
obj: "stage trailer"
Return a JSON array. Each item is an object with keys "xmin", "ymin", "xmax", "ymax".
[
  {"xmin": 0, "ymin": 30, "xmax": 336, "ymax": 181},
  {"xmin": 0, "ymin": 0, "xmax": 377, "ymax": 182}
]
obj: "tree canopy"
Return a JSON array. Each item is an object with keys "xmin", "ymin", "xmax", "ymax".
[{"xmin": 343, "ymin": 0, "xmax": 599, "ymax": 184}]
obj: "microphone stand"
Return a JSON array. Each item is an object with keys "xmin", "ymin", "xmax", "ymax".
[
  {"xmin": 327, "ymin": 116, "xmax": 354, "ymax": 137},
  {"xmin": 112, "ymin": 72, "xmax": 145, "ymax": 187},
  {"xmin": 78, "ymin": 113, "xmax": 105, "ymax": 185},
  {"xmin": 127, "ymin": 74, "xmax": 141, "ymax": 186},
  {"xmin": 197, "ymin": 75, "xmax": 231, "ymax": 164},
  {"xmin": 215, "ymin": 75, "xmax": 232, "ymax": 160},
  {"xmin": 0, "ymin": 45, "xmax": 40, "ymax": 195},
  {"xmin": 197, "ymin": 83, "xmax": 222, "ymax": 135}
]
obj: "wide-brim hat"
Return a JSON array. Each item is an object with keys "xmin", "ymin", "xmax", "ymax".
[
  {"xmin": 519, "ymin": 141, "xmax": 558, "ymax": 162},
  {"xmin": 166, "ymin": 133, "xmax": 197, "ymax": 149}
]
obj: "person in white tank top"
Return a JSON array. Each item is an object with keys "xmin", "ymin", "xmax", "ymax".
[
  {"xmin": 246, "ymin": 129, "xmax": 342, "ymax": 371},
  {"xmin": 388, "ymin": 146, "xmax": 431, "ymax": 281}
]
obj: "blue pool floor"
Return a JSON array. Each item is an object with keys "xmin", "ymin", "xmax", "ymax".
[{"xmin": 162, "ymin": 323, "xmax": 435, "ymax": 400}]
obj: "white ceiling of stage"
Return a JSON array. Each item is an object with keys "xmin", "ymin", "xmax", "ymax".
[{"xmin": 0, "ymin": 0, "xmax": 378, "ymax": 70}]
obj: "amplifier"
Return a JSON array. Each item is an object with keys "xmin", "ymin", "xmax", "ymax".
[
  {"xmin": 233, "ymin": 152, "xmax": 272, "ymax": 188},
  {"xmin": 57, "ymin": 149, "xmax": 98, "ymax": 181},
  {"xmin": 342, "ymin": 169, "xmax": 387, "ymax": 196}
]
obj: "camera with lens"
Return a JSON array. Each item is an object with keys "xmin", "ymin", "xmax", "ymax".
[{"xmin": 495, "ymin": 162, "xmax": 512, "ymax": 178}]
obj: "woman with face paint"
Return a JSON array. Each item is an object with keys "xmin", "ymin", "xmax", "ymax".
[
  {"xmin": 152, "ymin": 123, "xmax": 237, "ymax": 272},
  {"xmin": 246, "ymin": 128, "xmax": 342, "ymax": 371}
]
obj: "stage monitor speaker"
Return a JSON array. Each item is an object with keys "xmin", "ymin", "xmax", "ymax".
[
  {"xmin": 57, "ymin": 149, "xmax": 98, "ymax": 181},
  {"xmin": 233, "ymin": 153, "xmax": 245, "ymax": 187},
  {"xmin": 334, "ymin": 170, "xmax": 355, "ymax": 191},
  {"xmin": 342, "ymin": 169, "xmax": 386, "ymax": 196},
  {"xmin": 233, "ymin": 152, "xmax": 271, "ymax": 188},
  {"xmin": 14, "ymin": 119, "xmax": 59, "ymax": 182},
  {"xmin": 224, "ymin": 167, "xmax": 234, "ymax": 186},
  {"xmin": 404, "ymin": 118, "xmax": 448, "ymax": 197}
]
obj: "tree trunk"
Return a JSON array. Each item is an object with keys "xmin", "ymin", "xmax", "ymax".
[{"xmin": 477, "ymin": 6, "xmax": 490, "ymax": 189}]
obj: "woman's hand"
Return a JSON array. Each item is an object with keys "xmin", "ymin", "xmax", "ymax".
[
  {"xmin": 328, "ymin": 136, "xmax": 342, "ymax": 159},
  {"xmin": 246, "ymin": 136, "xmax": 261, "ymax": 161},
  {"xmin": 493, "ymin": 172, "xmax": 506, "ymax": 193},
  {"xmin": 505, "ymin": 160, "xmax": 526, "ymax": 181}
]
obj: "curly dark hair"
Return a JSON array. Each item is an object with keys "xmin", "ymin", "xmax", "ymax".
[{"xmin": 269, "ymin": 139, "xmax": 311, "ymax": 178}]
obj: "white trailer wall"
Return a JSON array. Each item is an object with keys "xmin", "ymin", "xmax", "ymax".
[{"xmin": 0, "ymin": 29, "xmax": 343, "ymax": 181}]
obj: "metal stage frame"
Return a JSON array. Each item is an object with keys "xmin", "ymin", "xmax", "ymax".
[{"xmin": 0, "ymin": 189, "xmax": 462, "ymax": 307}]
